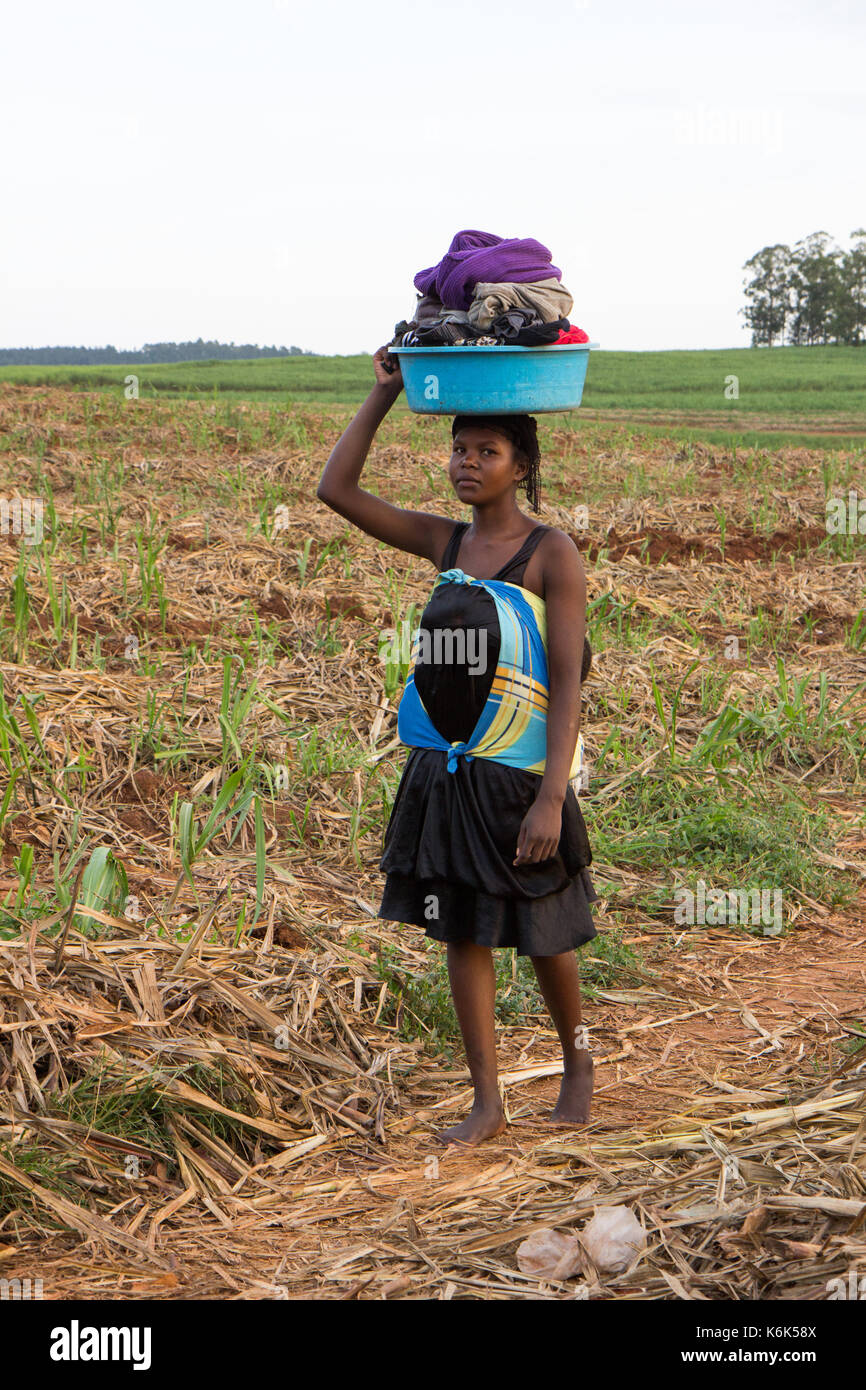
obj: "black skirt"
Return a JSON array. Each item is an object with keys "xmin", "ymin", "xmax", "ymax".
[{"xmin": 378, "ymin": 748, "xmax": 599, "ymax": 956}]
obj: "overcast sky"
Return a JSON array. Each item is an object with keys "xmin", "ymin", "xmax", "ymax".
[{"xmin": 2, "ymin": 0, "xmax": 863, "ymax": 354}]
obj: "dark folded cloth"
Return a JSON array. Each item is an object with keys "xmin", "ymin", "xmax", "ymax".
[
  {"xmin": 390, "ymin": 318, "xmax": 415, "ymax": 343},
  {"xmin": 389, "ymin": 290, "xmax": 479, "ymax": 347},
  {"xmin": 487, "ymin": 310, "xmax": 570, "ymax": 345},
  {"xmin": 395, "ymin": 319, "xmax": 483, "ymax": 347},
  {"xmin": 390, "ymin": 310, "xmax": 572, "ymax": 349}
]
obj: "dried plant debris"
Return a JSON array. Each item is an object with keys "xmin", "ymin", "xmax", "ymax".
[{"xmin": 0, "ymin": 386, "xmax": 864, "ymax": 1299}]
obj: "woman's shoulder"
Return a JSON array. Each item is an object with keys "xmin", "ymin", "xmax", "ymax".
[
  {"xmin": 534, "ymin": 524, "xmax": 586, "ymax": 564},
  {"xmin": 528, "ymin": 526, "xmax": 587, "ymax": 610}
]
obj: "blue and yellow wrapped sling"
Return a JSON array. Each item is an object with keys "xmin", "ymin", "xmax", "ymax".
[{"xmin": 396, "ymin": 566, "xmax": 584, "ymax": 779}]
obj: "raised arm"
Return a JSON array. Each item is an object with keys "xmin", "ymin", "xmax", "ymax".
[{"xmin": 316, "ymin": 347, "xmax": 455, "ymax": 565}]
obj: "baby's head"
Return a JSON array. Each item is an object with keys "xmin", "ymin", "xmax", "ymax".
[{"xmin": 450, "ymin": 413, "xmax": 541, "ymax": 512}]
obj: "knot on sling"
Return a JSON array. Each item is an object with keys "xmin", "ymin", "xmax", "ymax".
[
  {"xmin": 438, "ymin": 567, "xmax": 473, "ymax": 586},
  {"xmin": 446, "ymin": 742, "xmax": 474, "ymax": 773}
]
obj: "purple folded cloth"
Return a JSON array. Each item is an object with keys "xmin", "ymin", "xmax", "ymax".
[{"xmin": 413, "ymin": 229, "xmax": 562, "ymax": 311}]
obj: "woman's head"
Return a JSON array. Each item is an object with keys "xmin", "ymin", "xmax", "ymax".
[{"xmin": 449, "ymin": 414, "xmax": 541, "ymax": 512}]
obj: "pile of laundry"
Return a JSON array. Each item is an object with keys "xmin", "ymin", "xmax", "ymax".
[{"xmin": 389, "ymin": 229, "xmax": 589, "ymax": 348}]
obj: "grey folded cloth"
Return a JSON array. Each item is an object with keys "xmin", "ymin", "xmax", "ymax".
[
  {"xmin": 467, "ymin": 277, "xmax": 573, "ymax": 330},
  {"xmin": 413, "ymin": 293, "xmax": 471, "ymax": 328}
]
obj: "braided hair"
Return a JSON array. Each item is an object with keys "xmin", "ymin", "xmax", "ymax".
[{"xmin": 451, "ymin": 414, "xmax": 541, "ymax": 512}]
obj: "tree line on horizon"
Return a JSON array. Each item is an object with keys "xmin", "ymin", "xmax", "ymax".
[
  {"xmin": 0, "ymin": 338, "xmax": 314, "ymax": 366},
  {"xmin": 742, "ymin": 230, "xmax": 866, "ymax": 347}
]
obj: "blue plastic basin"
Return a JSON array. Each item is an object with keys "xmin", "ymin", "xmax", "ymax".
[{"xmin": 389, "ymin": 342, "xmax": 597, "ymax": 415}]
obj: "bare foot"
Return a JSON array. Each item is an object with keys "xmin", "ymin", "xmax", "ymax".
[
  {"xmin": 545, "ymin": 1052, "xmax": 594, "ymax": 1126},
  {"xmin": 436, "ymin": 1104, "xmax": 506, "ymax": 1147}
]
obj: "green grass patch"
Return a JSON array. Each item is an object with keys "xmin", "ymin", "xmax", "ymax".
[
  {"xmin": 3, "ymin": 345, "xmax": 866, "ymax": 429},
  {"xmin": 591, "ymin": 769, "xmax": 855, "ymax": 927}
]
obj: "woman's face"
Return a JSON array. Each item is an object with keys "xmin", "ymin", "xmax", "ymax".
[{"xmin": 449, "ymin": 426, "xmax": 527, "ymax": 504}]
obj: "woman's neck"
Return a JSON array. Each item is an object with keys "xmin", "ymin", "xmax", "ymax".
[{"xmin": 467, "ymin": 500, "xmax": 533, "ymax": 539}]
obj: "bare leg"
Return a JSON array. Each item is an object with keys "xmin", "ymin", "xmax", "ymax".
[
  {"xmin": 437, "ymin": 940, "xmax": 506, "ymax": 1146},
  {"xmin": 530, "ymin": 950, "xmax": 593, "ymax": 1124}
]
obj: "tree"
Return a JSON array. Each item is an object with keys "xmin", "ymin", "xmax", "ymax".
[
  {"xmin": 787, "ymin": 232, "xmax": 843, "ymax": 345},
  {"xmin": 740, "ymin": 230, "xmax": 866, "ymax": 346},
  {"xmin": 740, "ymin": 244, "xmax": 791, "ymax": 346},
  {"xmin": 834, "ymin": 228, "xmax": 866, "ymax": 345}
]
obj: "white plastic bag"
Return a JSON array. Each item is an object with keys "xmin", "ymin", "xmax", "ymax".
[
  {"xmin": 516, "ymin": 1228, "xmax": 584, "ymax": 1281},
  {"xmin": 578, "ymin": 1205, "xmax": 646, "ymax": 1274}
]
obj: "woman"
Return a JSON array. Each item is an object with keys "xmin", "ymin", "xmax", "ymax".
[{"xmin": 316, "ymin": 347, "xmax": 598, "ymax": 1145}]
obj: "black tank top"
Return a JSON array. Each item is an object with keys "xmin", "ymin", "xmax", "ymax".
[{"xmin": 439, "ymin": 520, "xmax": 548, "ymax": 586}]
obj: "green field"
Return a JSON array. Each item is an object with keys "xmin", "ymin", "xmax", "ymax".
[{"xmin": 2, "ymin": 346, "xmax": 864, "ymax": 449}]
